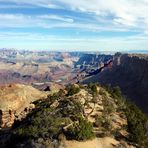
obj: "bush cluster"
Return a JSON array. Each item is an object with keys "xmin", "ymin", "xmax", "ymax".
[
  {"xmin": 11, "ymin": 87, "xmax": 93, "ymax": 147},
  {"xmin": 125, "ymin": 102, "xmax": 148, "ymax": 147},
  {"xmin": 66, "ymin": 117, "xmax": 94, "ymax": 140},
  {"xmin": 105, "ymin": 85, "xmax": 148, "ymax": 147},
  {"xmin": 66, "ymin": 84, "xmax": 80, "ymax": 96}
]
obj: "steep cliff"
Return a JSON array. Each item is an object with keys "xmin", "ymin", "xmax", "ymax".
[
  {"xmin": 75, "ymin": 54, "xmax": 113, "ymax": 68},
  {"xmin": 83, "ymin": 54, "xmax": 148, "ymax": 113}
]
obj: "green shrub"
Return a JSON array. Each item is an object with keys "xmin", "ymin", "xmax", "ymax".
[
  {"xmin": 102, "ymin": 98, "xmax": 115, "ymax": 115},
  {"xmin": 88, "ymin": 83, "xmax": 98, "ymax": 93},
  {"xmin": 13, "ymin": 107, "xmax": 68, "ymax": 139},
  {"xmin": 125, "ymin": 101, "xmax": 148, "ymax": 146},
  {"xmin": 99, "ymin": 88, "xmax": 107, "ymax": 98},
  {"xmin": 103, "ymin": 117, "xmax": 112, "ymax": 131},
  {"xmin": 105, "ymin": 86, "xmax": 122, "ymax": 99},
  {"xmin": 66, "ymin": 85, "xmax": 80, "ymax": 96},
  {"xmin": 94, "ymin": 116, "xmax": 104, "ymax": 127},
  {"xmin": 66, "ymin": 117, "xmax": 94, "ymax": 140},
  {"xmin": 105, "ymin": 106, "xmax": 114, "ymax": 115}
]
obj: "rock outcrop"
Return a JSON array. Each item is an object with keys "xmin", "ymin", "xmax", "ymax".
[{"xmin": 0, "ymin": 84, "xmax": 47, "ymax": 128}]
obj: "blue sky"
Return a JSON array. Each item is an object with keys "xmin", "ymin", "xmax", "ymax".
[{"xmin": 0, "ymin": 0, "xmax": 148, "ymax": 51}]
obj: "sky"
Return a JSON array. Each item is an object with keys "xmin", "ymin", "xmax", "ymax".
[{"xmin": 0, "ymin": 0, "xmax": 148, "ymax": 51}]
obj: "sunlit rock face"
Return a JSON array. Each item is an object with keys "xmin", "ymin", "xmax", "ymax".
[{"xmin": 0, "ymin": 84, "xmax": 47, "ymax": 128}]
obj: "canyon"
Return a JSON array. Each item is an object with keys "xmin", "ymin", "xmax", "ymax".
[
  {"xmin": 0, "ymin": 49, "xmax": 79, "ymax": 86},
  {"xmin": 0, "ymin": 49, "xmax": 148, "ymax": 148},
  {"xmin": 0, "ymin": 49, "xmax": 148, "ymax": 114}
]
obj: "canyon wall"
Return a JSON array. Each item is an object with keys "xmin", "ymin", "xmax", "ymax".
[{"xmin": 83, "ymin": 54, "xmax": 148, "ymax": 113}]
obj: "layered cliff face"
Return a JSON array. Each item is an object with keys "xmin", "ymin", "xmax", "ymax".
[
  {"xmin": 0, "ymin": 84, "xmax": 47, "ymax": 128},
  {"xmin": 75, "ymin": 54, "xmax": 113, "ymax": 68},
  {"xmin": 83, "ymin": 54, "xmax": 148, "ymax": 113}
]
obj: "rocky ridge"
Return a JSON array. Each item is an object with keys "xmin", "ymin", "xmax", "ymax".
[{"xmin": 1, "ymin": 84, "xmax": 146, "ymax": 148}]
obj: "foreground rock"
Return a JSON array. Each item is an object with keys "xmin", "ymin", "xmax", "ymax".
[{"xmin": 0, "ymin": 84, "xmax": 47, "ymax": 128}]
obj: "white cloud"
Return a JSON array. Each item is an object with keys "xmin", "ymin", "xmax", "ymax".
[
  {"xmin": 57, "ymin": 0, "xmax": 148, "ymax": 28},
  {"xmin": 1, "ymin": 0, "xmax": 148, "ymax": 29},
  {"xmin": 0, "ymin": 14, "xmax": 74, "ymax": 28},
  {"xmin": 38, "ymin": 15, "xmax": 74, "ymax": 23},
  {"xmin": 0, "ymin": 13, "xmax": 131, "ymax": 33},
  {"xmin": 0, "ymin": 14, "xmax": 25, "ymax": 20}
]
